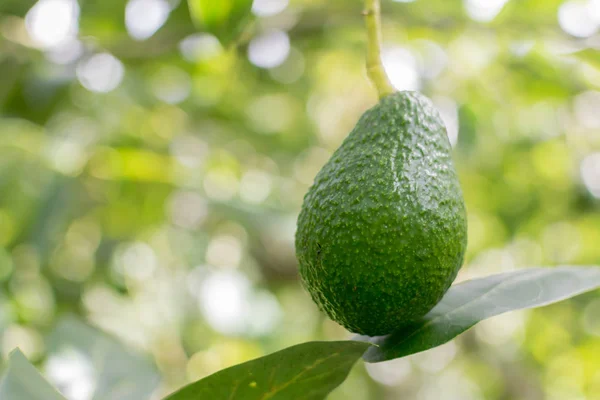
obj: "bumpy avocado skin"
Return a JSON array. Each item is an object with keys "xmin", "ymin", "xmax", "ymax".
[{"xmin": 295, "ymin": 91, "xmax": 467, "ymax": 336}]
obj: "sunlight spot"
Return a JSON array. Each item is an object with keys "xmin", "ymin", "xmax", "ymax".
[
  {"xmin": 47, "ymin": 139, "xmax": 87, "ymax": 176},
  {"xmin": 448, "ymin": 35, "xmax": 497, "ymax": 77},
  {"xmin": 581, "ymin": 153, "xmax": 600, "ymax": 198},
  {"xmin": 179, "ymin": 33, "xmax": 223, "ymax": 62},
  {"xmin": 366, "ymin": 358, "xmax": 412, "ymax": 386},
  {"xmin": 76, "ymin": 53, "xmax": 124, "ymax": 93},
  {"xmin": 2, "ymin": 325, "xmax": 44, "ymax": 361},
  {"xmin": 415, "ymin": 40, "xmax": 447, "ymax": 79},
  {"xmin": 418, "ymin": 369, "xmax": 482, "ymax": 400},
  {"xmin": 432, "ymin": 96, "xmax": 459, "ymax": 147},
  {"xmin": 382, "ymin": 47, "xmax": 420, "ymax": 91},
  {"xmin": 151, "ymin": 66, "xmax": 191, "ymax": 104},
  {"xmin": 252, "ymin": 0, "xmax": 289, "ymax": 17},
  {"xmin": 558, "ymin": 0, "xmax": 599, "ymax": 38},
  {"xmin": 125, "ymin": 0, "xmax": 170, "ymax": 41},
  {"xmin": 412, "ymin": 341, "xmax": 457, "ymax": 373},
  {"xmin": 574, "ymin": 90, "xmax": 600, "ymax": 128},
  {"xmin": 45, "ymin": 39, "xmax": 83, "ymax": 64},
  {"xmin": 475, "ymin": 312, "xmax": 525, "ymax": 345},
  {"xmin": 170, "ymin": 135, "xmax": 208, "ymax": 168},
  {"xmin": 240, "ymin": 169, "xmax": 272, "ymax": 204},
  {"xmin": 25, "ymin": 0, "xmax": 79, "ymax": 48},
  {"xmin": 46, "ymin": 348, "xmax": 96, "ymax": 400},
  {"xmin": 197, "ymin": 270, "xmax": 282, "ymax": 336},
  {"xmin": 464, "ymin": 0, "xmax": 509, "ymax": 22},
  {"xmin": 248, "ymin": 29, "xmax": 290, "ymax": 69},
  {"xmin": 510, "ymin": 40, "xmax": 535, "ymax": 58},
  {"xmin": 247, "ymin": 290, "xmax": 282, "ymax": 336},
  {"xmin": 168, "ymin": 191, "xmax": 207, "ymax": 229},
  {"xmin": 119, "ymin": 242, "xmax": 157, "ymax": 281},
  {"xmin": 203, "ymin": 169, "xmax": 239, "ymax": 201},
  {"xmin": 206, "ymin": 235, "xmax": 243, "ymax": 268},
  {"xmin": 199, "ymin": 270, "xmax": 251, "ymax": 335},
  {"xmin": 269, "ymin": 47, "xmax": 305, "ymax": 83},
  {"xmin": 590, "ymin": 0, "xmax": 600, "ymax": 21}
]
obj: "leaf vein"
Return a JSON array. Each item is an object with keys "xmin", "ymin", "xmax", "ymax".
[{"xmin": 260, "ymin": 352, "xmax": 341, "ymax": 400}]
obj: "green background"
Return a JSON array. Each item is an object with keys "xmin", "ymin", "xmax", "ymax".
[{"xmin": 0, "ymin": 0, "xmax": 599, "ymax": 399}]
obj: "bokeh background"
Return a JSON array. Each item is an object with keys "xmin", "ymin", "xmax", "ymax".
[{"xmin": 0, "ymin": 0, "xmax": 600, "ymax": 399}]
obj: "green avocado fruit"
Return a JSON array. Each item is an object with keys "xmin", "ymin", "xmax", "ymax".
[{"xmin": 295, "ymin": 91, "xmax": 468, "ymax": 336}]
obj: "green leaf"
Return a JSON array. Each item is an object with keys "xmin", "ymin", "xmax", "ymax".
[
  {"xmin": 361, "ymin": 267, "xmax": 600, "ymax": 363},
  {"xmin": 570, "ymin": 48, "xmax": 600, "ymax": 69},
  {"xmin": 187, "ymin": 0, "xmax": 253, "ymax": 45},
  {"xmin": 163, "ymin": 341, "xmax": 371, "ymax": 400},
  {"xmin": 46, "ymin": 317, "xmax": 160, "ymax": 400},
  {"xmin": 0, "ymin": 349, "xmax": 67, "ymax": 400}
]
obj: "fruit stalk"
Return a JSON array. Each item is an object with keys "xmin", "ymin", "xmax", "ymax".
[{"xmin": 363, "ymin": 0, "xmax": 396, "ymax": 98}]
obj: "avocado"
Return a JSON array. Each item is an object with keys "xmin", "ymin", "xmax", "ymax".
[{"xmin": 295, "ymin": 91, "xmax": 467, "ymax": 336}]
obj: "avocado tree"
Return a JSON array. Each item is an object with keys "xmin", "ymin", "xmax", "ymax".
[{"xmin": 0, "ymin": 0, "xmax": 599, "ymax": 399}]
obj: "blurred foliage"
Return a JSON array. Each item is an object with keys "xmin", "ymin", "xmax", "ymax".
[
  {"xmin": 0, "ymin": 349, "xmax": 66, "ymax": 400},
  {"xmin": 187, "ymin": 0, "xmax": 254, "ymax": 45},
  {"xmin": 46, "ymin": 317, "xmax": 160, "ymax": 399},
  {"xmin": 0, "ymin": 0, "xmax": 599, "ymax": 399}
]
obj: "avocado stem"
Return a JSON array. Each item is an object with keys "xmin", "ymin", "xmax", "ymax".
[{"xmin": 363, "ymin": 0, "xmax": 396, "ymax": 99}]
